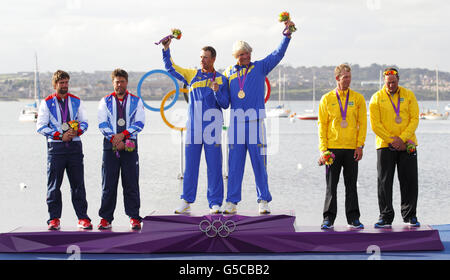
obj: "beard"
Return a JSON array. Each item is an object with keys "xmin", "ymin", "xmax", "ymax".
[
  {"xmin": 115, "ymin": 86, "xmax": 126, "ymax": 95},
  {"xmin": 57, "ymin": 88, "xmax": 68, "ymax": 95}
]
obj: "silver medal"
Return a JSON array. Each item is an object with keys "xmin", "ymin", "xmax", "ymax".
[
  {"xmin": 61, "ymin": 122, "xmax": 69, "ymax": 131},
  {"xmin": 117, "ymin": 118, "xmax": 126, "ymax": 126}
]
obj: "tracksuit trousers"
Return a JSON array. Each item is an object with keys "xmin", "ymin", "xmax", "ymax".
[
  {"xmin": 182, "ymin": 142, "xmax": 224, "ymax": 208},
  {"xmin": 323, "ymin": 149, "xmax": 361, "ymax": 224},
  {"xmin": 99, "ymin": 139, "xmax": 141, "ymax": 223},
  {"xmin": 46, "ymin": 141, "xmax": 90, "ymax": 223},
  {"xmin": 376, "ymin": 148, "xmax": 418, "ymax": 223},
  {"xmin": 227, "ymin": 119, "xmax": 272, "ymax": 204}
]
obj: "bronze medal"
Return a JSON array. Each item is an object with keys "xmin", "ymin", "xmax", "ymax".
[
  {"xmin": 340, "ymin": 120, "xmax": 348, "ymax": 128},
  {"xmin": 395, "ymin": 116, "xmax": 402, "ymax": 124}
]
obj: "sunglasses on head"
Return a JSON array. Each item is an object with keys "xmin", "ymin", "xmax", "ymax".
[{"xmin": 383, "ymin": 70, "xmax": 398, "ymax": 76}]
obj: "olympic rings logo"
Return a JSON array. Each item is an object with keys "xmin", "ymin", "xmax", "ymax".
[
  {"xmin": 137, "ymin": 69, "xmax": 271, "ymax": 132},
  {"xmin": 137, "ymin": 69, "xmax": 180, "ymax": 112},
  {"xmin": 199, "ymin": 219, "xmax": 236, "ymax": 238}
]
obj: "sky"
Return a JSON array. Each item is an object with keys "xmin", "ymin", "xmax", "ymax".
[{"xmin": 1, "ymin": 0, "xmax": 450, "ymax": 74}]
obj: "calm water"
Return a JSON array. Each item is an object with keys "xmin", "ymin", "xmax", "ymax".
[{"xmin": 0, "ymin": 99, "xmax": 449, "ymax": 232}]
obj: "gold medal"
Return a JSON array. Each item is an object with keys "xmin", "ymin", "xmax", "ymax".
[
  {"xmin": 395, "ymin": 116, "xmax": 402, "ymax": 124},
  {"xmin": 238, "ymin": 90, "xmax": 245, "ymax": 99},
  {"xmin": 340, "ymin": 120, "xmax": 348, "ymax": 128}
]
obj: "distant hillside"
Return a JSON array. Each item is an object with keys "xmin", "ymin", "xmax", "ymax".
[{"xmin": 1, "ymin": 64, "xmax": 449, "ymax": 101}]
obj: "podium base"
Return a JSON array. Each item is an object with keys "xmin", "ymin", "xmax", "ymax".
[{"xmin": 0, "ymin": 212, "xmax": 443, "ymax": 253}]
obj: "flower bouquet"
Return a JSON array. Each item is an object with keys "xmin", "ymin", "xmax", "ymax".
[
  {"xmin": 124, "ymin": 139, "xmax": 136, "ymax": 152},
  {"xmin": 406, "ymin": 140, "xmax": 417, "ymax": 155},
  {"xmin": 278, "ymin": 11, "xmax": 297, "ymax": 35},
  {"xmin": 113, "ymin": 139, "xmax": 136, "ymax": 158},
  {"xmin": 155, "ymin": 28, "xmax": 182, "ymax": 45},
  {"xmin": 68, "ymin": 120, "xmax": 79, "ymax": 131},
  {"xmin": 319, "ymin": 150, "xmax": 335, "ymax": 166}
]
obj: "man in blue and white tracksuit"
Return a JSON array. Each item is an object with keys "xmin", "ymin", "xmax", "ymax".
[
  {"xmin": 222, "ymin": 22, "xmax": 294, "ymax": 214},
  {"xmin": 37, "ymin": 70, "xmax": 91, "ymax": 230},
  {"xmin": 97, "ymin": 69, "xmax": 145, "ymax": 230},
  {"xmin": 162, "ymin": 38, "xmax": 229, "ymax": 214}
]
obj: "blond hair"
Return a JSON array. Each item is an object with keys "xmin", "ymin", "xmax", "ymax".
[
  {"xmin": 232, "ymin": 40, "xmax": 252, "ymax": 58},
  {"xmin": 334, "ymin": 64, "xmax": 351, "ymax": 78}
]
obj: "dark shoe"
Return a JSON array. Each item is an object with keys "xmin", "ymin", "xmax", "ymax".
[
  {"xmin": 321, "ymin": 220, "xmax": 334, "ymax": 230},
  {"xmin": 404, "ymin": 217, "xmax": 420, "ymax": 227},
  {"xmin": 374, "ymin": 219, "xmax": 392, "ymax": 228},
  {"xmin": 348, "ymin": 220, "xmax": 364, "ymax": 229}
]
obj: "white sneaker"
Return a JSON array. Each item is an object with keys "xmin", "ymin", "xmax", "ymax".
[
  {"xmin": 210, "ymin": 205, "xmax": 222, "ymax": 214},
  {"xmin": 258, "ymin": 200, "xmax": 271, "ymax": 214},
  {"xmin": 223, "ymin": 202, "xmax": 237, "ymax": 214},
  {"xmin": 174, "ymin": 199, "xmax": 191, "ymax": 214}
]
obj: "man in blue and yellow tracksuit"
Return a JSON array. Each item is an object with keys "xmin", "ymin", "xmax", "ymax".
[
  {"xmin": 162, "ymin": 38, "xmax": 229, "ymax": 214},
  {"xmin": 222, "ymin": 21, "xmax": 294, "ymax": 214},
  {"xmin": 97, "ymin": 69, "xmax": 145, "ymax": 230},
  {"xmin": 37, "ymin": 70, "xmax": 92, "ymax": 230}
]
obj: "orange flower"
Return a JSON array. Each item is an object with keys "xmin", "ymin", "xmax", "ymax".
[
  {"xmin": 279, "ymin": 12, "xmax": 290, "ymax": 22},
  {"xmin": 171, "ymin": 28, "xmax": 182, "ymax": 40}
]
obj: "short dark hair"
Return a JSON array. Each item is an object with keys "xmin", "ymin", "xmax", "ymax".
[
  {"xmin": 52, "ymin": 70, "xmax": 70, "ymax": 87},
  {"xmin": 202, "ymin": 46, "xmax": 216, "ymax": 58},
  {"xmin": 111, "ymin": 68, "xmax": 128, "ymax": 81}
]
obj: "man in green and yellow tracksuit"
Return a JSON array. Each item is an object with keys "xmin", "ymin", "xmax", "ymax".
[
  {"xmin": 318, "ymin": 64, "xmax": 367, "ymax": 229},
  {"xmin": 369, "ymin": 67, "xmax": 420, "ymax": 228}
]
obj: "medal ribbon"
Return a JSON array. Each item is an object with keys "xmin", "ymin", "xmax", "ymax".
[
  {"xmin": 204, "ymin": 71, "xmax": 216, "ymax": 88},
  {"xmin": 385, "ymin": 88, "xmax": 400, "ymax": 118},
  {"xmin": 236, "ymin": 65, "xmax": 250, "ymax": 92},
  {"xmin": 335, "ymin": 89, "xmax": 350, "ymax": 121},
  {"xmin": 57, "ymin": 96, "xmax": 69, "ymax": 125},
  {"xmin": 115, "ymin": 91, "xmax": 128, "ymax": 124}
]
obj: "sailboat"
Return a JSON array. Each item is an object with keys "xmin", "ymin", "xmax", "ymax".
[
  {"xmin": 266, "ymin": 69, "xmax": 291, "ymax": 118},
  {"xmin": 419, "ymin": 68, "xmax": 449, "ymax": 120},
  {"xmin": 19, "ymin": 53, "xmax": 41, "ymax": 122},
  {"xmin": 296, "ymin": 70, "xmax": 318, "ymax": 120}
]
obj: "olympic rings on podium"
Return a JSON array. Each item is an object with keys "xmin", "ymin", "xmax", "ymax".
[
  {"xmin": 160, "ymin": 88, "xmax": 189, "ymax": 131},
  {"xmin": 137, "ymin": 69, "xmax": 180, "ymax": 112},
  {"xmin": 264, "ymin": 77, "xmax": 271, "ymax": 103},
  {"xmin": 199, "ymin": 218, "xmax": 236, "ymax": 238}
]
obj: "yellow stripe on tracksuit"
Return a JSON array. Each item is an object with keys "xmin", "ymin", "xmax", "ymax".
[
  {"xmin": 170, "ymin": 58, "xmax": 198, "ymax": 85},
  {"xmin": 223, "ymin": 65, "xmax": 255, "ymax": 86}
]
